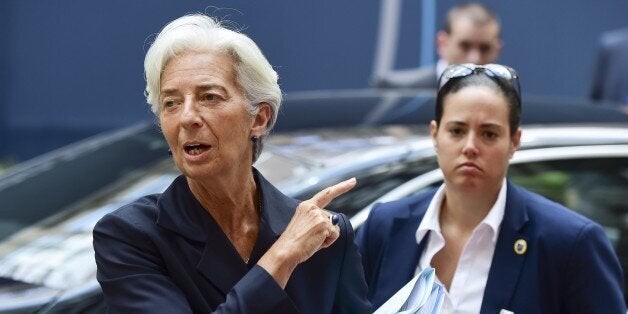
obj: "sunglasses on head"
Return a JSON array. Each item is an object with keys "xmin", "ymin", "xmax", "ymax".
[{"xmin": 438, "ymin": 63, "xmax": 521, "ymax": 103}]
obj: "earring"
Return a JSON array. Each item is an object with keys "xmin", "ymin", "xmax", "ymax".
[
  {"xmin": 168, "ymin": 149, "xmax": 172, "ymax": 156},
  {"xmin": 251, "ymin": 135, "xmax": 258, "ymax": 143}
]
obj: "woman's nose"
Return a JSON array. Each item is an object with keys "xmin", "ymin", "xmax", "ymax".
[
  {"xmin": 462, "ymin": 134, "xmax": 479, "ymax": 157},
  {"xmin": 181, "ymin": 100, "xmax": 202, "ymax": 127}
]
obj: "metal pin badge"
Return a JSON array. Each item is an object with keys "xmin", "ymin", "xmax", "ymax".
[
  {"xmin": 329, "ymin": 214, "xmax": 340, "ymax": 226},
  {"xmin": 514, "ymin": 238, "xmax": 527, "ymax": 255}
]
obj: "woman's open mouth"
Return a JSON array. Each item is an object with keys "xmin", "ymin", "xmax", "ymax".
[{"xmin": 184, "ymin": 143, "xmax": 211, "ymax": 156}]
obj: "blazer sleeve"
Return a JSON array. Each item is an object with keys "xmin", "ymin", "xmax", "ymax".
[
  {"xmin": 563, "ymin": 221, "xmax": 626, "ymax": 313},
  {"xmin": 93, "ymin": 211, "xmax": 295, "ymax": 313},
  {"xmin": 332, "ymin": 213, "xmax": 373, "ymax": 313}
]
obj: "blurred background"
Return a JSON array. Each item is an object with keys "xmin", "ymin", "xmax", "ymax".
[
  {"xmin": 0, "ymin": 2, "xmax": 627, "ymax": 311},
  {"xmin": 1, "ymin": 0, "xmax": 627, "ymax": 164}
]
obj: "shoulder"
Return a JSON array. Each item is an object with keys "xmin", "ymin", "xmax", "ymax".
[
  {"xmin": 520, "ymin": 185, "xmax": 590, "ymax": 223},
  {"xmin": 414, "ymin": 65, "xmax": 437, "ymax": 77},
  {"xmin": 600, "ymin": 26, "xmax": 628, "ymax": 48},
  {"xmin": 92, "ymin": 194, "xmax": 165, "ymax": 268},
  {"xmin": 367, "ymin": 188, "xmax": 436, "ymax": 224},
  {"xmin": 513, "ymin": 184, "xmax": 602, "ymax": 242},
  {"xmin": 511, "ymin": 186, "xmax": 625, "ymax": 312},
  {"xmin": 372, "ymin": 65, "xmax": 438, "ymax": 89},
  {"xmin": 93, "ymin": 194, "xmax": 161, "ymax": 238},
  {"xmin": 405, "ymin": 66, "xmax": 438, "ymax": 88},
  {"xmin": 356, "ymin": 188, "xmax": 435, "ymax": 246}
]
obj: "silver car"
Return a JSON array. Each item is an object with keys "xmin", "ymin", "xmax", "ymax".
[{"xmin": 0, "ymin": 123, "xmax": 626, "ymax": 312}]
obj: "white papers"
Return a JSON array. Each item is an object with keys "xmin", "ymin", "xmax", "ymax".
[{"xmin": 374, "ymin": 267, "xmax": 445, "ymax": 314}]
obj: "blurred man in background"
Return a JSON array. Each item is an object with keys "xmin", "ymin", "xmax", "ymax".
[
  {"xmin": 374, "ymin": 2, "xmax": 503, "ymax": 89},
  {"xmin": 590, "ymin": 26, "xmax": 628, "ymax": 110}
]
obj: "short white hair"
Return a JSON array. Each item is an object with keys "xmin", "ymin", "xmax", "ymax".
[{"xmin": 144, "ymin": 14, "xmax": 282, "ymax": 161}]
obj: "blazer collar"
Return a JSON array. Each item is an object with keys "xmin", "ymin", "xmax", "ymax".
[
  {"xmin": 155, "ymin": 168, "xmax": 298, "ymax": 241},
  {"xmin": 155, "ymin": 169, "xmax": 299, "ymax": 295},
  {"xmin": 155, "ymin": 175, "xmax": 208, "ymax": 242},
  {"xmin": 481, "ymin": 181, "xmax": 530, "ymax": 312},
  {"xmin": 254, "ymin": 168, "xmax": 300, "ymax": 238}
]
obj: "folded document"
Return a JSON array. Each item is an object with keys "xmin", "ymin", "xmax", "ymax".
[{"xmin": 374, "ymin": 267, "xmax": 445, "ymax": 314}]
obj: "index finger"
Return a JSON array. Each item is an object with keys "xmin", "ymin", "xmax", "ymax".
[{"xmin": 310, "ymin": 177, "xmax": 357, "ymax": 208}]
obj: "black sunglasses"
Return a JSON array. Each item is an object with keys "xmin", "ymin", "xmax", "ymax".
[{"xmin": 438, "ymin": 63, "xmax": 521, "ymax": 103}]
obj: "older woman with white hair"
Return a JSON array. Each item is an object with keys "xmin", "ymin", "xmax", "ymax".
[{"xmin": 93, "ymin": 14, "xmax": 371, "ymax": 313}]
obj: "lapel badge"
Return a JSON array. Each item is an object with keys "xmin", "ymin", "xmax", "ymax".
[{"xmin": 514, "ymin": 238, "xmax": 527, "ymax": 255}]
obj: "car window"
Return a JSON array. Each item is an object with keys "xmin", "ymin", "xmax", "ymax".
[
  {"xmin": 0, "ymin": 161, "xmax": 179, "ymax": 290},
  {"xmin": 0, "ymin": 123, "xmax": 168, "ymax": 242}
]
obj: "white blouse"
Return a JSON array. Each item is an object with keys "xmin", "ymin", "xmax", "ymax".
[{"xmin": 414, "ymin": 179, "xmax": 507, "ymax": 314}]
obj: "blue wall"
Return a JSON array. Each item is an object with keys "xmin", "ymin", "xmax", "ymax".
[{"xmin": 1, "ymin": 0, "xmax": 627, "ymax": 161}]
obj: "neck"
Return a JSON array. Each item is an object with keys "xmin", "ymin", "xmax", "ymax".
[
  {"xmin": 187, "ymin": 167, "xmax": 260, "ymax": 235},
  {"xmin": 439, "ymin": 182, "xmax": 501, "ymax": 232}
]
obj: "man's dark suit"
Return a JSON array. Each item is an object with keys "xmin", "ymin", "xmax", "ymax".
[
  {"xmin": 373, "ymin": 66, "xmax": 438, "ymax": 89},
  {"xmin": 356, "ymin": 181, "xmax": 626, "ymax": 313},
  {"xmin": 590, "ymin": 26, "xmax": 628, "ymax": 105},
  {"xmin": 93, "ymin": 171, "xmax": 371, "ymax": 313}
]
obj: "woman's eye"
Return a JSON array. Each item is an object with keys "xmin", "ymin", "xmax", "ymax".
[
  {"xmin": 449, "ymin": 129, "xmax": 464, "ymax": 136},
  {"xmin": 203, "ymin": 94, "xmax": 218, "ymax": 102},
  {"xmin": 163, "ymin": 100, "xmax": 176, "ymax": 108}
]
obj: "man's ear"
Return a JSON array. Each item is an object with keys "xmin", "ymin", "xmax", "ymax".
[
  {"xmin": 494, "ymin": 38, "xmax": 504, "ymax": 57},
  {"xmin": 436, "ymin": 31, "xmax": 449, "ymax": 58},
  {"xmin": 251, "ymin": 102, "xmax": 271, "ymax": 136}
]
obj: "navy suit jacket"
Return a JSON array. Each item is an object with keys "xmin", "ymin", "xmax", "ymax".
[
  {"xmin": 93, "ymin": 170, "xmax": 371, "ymax": 313},
  {"xmin": 372, "ymin": 65, "xmax": 438, "ymax": 89},
  {"xmin": 590, "ymin": 26, "xmax": 628, "ymax": 104},
  {"xmin": 356, "ymin": 181, "xmax": 626, "ymax": 313}
]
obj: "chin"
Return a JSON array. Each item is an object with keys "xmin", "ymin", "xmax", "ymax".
[
  {"xmin": 450, "ymin": 176, "xmax": 485, "ymax": 190},
  {"xmin": 177, "ymin": 163, "xmax": 218, "ymax": 181}
]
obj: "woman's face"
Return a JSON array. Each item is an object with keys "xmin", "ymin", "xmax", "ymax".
[
  {"xmin": 158, "ymin": 51, "xmax": 268, "ymax": 180},
  {"xmin": 430, "ymin": 85, "xmax": 521, "ymax": 193}
]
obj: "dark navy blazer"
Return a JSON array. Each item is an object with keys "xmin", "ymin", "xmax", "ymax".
[
  {"xmin": 93, "ymin": 170, "xmax": 372, "ymax": 313},
  {"xmin": 590, "ymin": 26, "xmax": 628, "ymax": 104},
  {"xmin": 356, "ymin": 181, "xmax": 626, "ymax": 313},
  {"xmin": 372, "ymin": 65, "xmax": 438, "ymax": 89}
]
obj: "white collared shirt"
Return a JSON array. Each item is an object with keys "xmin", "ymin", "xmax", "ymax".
[
  {"xmin": 436, "ymin": 59, "xmax": 449, "ymax": 85},
  {"xmin": 415, "ymin": 178, "xmax": 507, "ymax": 314}
]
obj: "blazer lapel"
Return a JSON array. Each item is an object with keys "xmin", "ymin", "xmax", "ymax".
[
  {"xmin": 155, "ymin": 175, "xmax": 250, "ymax": 295},
  {"xmin": 245, "ymin": 169, "xmax": 300, "ymax": 265},
  {"xmin": 481, "ymin": 182, "xmax": 530, "ymax": 312},
  {"xmin": 255, "ymin": 168, "xmax": 299, "ymax": 239},
  {"xmin": 374, "ymin": 201, "xmax": 428, "ymax": 306},
  {"xmin": 195, "ymin": 169, "xmax": 300, "ymax": 296},
  {"xmin": 196, "ymin": 215, "xmax": 250, "ymax": 295},
  {"xmin": 156, "ymin": 175, "xmax": 209, "ymax": 242}
]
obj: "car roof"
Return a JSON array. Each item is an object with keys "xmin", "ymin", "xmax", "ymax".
[{"xmin": 258, "ymin": 123, "xmax": 628, "ymax": 193}]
